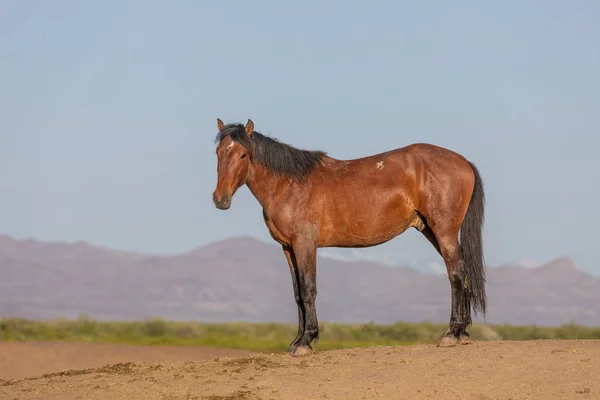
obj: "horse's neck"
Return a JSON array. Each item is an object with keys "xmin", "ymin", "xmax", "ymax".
[{"xmin": 245, "ymin": 163, "xmax": 286, "ymax": 210}]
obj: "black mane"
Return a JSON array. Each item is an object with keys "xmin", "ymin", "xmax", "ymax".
[{"xmin": 215, "ymin": 123, "xmax": 326, "ymax": 182}]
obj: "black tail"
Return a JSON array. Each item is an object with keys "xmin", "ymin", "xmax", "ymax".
[{"xmin": 460, "ymin": 162, "xmax": 487, "ymax": 317}]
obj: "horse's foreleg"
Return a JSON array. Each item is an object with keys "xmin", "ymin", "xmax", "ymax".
[
  {"xmin": 282, "ymin": 246, "xmax": 305, "ymax": 353},
  {"xmin": 288, "ymin": 239, "xmax": 318, "ymax": 356}
]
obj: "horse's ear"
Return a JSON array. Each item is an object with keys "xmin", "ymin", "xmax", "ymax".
[
  {"xmin": 217, "ymin": 118, "xmax": 225, "ymax": 131},
  {"xmin": 245, "ymin": 119, "xmax": 254, "ymax": 136}
]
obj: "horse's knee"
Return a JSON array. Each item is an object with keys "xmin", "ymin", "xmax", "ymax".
[{"xmin": 300, "ymin": 282, "xmax": 317, "ymax": 302}]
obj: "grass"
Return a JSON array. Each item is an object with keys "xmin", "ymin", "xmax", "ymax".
[{"xmin": 1, "ymin": 316, "xmax": 599, "ymax": 352}]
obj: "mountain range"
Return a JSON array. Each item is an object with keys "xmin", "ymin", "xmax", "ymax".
[{"xmin": 1, "ymin": 234, "xmax": 598, "ymax": 326}]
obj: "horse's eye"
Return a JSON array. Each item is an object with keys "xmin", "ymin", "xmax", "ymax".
[{"xmin": 241, "ymin": 154, "xmax": 247, "ymax": 159}]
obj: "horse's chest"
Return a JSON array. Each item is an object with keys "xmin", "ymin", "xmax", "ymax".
[{"xmin": 262, "ymin": 210, "xmax": 293, "ymax": 247}]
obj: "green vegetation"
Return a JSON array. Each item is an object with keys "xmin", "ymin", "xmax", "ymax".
[{"xmin": 1, "ymin": 316, "xmax": 599, "ymax": 352}]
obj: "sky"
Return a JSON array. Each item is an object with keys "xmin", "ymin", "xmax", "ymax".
[{"xmin": 1, "ymin": 1, "xmax": 599, "ymax": 274}]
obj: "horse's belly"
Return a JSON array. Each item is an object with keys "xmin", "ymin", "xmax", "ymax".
[{"xmin": 319, "ymin": 211, "xmax": 416, "ymax": 248}]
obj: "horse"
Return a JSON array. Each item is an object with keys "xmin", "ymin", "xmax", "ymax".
[{"xmin": 212, "ymin": 118, "xmax": 486, "ymax": 356}]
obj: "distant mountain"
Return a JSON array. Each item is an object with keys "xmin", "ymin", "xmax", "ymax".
[{"xmin": 0, "ymin": 235, "xmax": 598, "ymax": 326}]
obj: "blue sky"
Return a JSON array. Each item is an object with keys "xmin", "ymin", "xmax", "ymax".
[{"xmin": 1, "ymin": 1, "xmax": 599, "ymax": 274}]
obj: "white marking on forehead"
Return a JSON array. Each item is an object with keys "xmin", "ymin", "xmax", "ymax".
[
  {"xmin": 226, "ymin": 142, "xmax": 235, "ymax": 150},
  {"xmin": 376, "ymin": 161, "xmax": 385, "ymax": 170}
]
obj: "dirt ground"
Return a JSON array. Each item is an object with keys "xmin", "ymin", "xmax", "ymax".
[
  {"xmin": 1, "ymin": 340, "xmax": 598, "ymax": 400},
  {"xmin": 0, "ymin": 341, "xmax": 250, "ymax": 381}
]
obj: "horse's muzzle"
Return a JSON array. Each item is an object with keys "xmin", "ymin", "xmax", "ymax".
[{"xmin": 213, "ymin": 192, "xmax": 231, "ymax": 210}]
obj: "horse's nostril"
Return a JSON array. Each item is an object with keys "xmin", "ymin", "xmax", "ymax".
[{"xmin": 213, "ymin": 193, "xmax": 231, "ymax": 209}]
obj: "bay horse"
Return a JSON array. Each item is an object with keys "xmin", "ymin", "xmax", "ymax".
[{"xmin": 212, "ymin": 118, "xmax": 486, "ymax": 356}]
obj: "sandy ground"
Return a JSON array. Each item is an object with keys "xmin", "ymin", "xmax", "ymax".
[
  {"xmin": 1, "ymin": 340, "xmax": 598, "ymax": 400},
  {"xmin": 0, "ymin": 341, "xmax": 250, "ymax": 381}
]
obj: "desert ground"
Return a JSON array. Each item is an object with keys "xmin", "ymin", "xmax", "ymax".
[{"xmin": 1, "ymin": 340, "xmax": 598, "ymax": 400}]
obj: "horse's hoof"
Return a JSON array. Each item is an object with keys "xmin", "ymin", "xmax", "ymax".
[
  {"xmin": 286, "ymin": 340, "xmax": 301, "ymax": 354},
  {"xmin": 290, "ymin": 346, "xmax": 313, "ymax": 357},
  {"xmin": 457, "ymin": 334, "xmax": 472, "ymax": 345},
  {"xmin": 437, "ymin": 335, "xmax": 458, "ymax": 347}
]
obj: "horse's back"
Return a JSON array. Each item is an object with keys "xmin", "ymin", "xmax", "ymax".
[
  {"xmin": 319, "ymin": 142, "xmax": 475, "ymax": 215},
  {"xmin": 387, "ymin": 142, "xmax": 471, "ymax": 164},
  {"xmin": 325, "ymin": 142, "xmax": 471, "ymax": 180},
  {"xmin": 331, "ymin": 142, "xmax": 468, "ymax": 164}
]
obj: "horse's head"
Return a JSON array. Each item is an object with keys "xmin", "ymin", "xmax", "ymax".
[{"xmin": 212, "ymin": 118, "xmax": 254, "ymax": 210}]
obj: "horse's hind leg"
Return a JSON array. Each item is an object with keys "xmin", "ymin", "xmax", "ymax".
[
  {"xmin": 419, "ymin": 223, "xmax": 441, "ymax": 255},
  {"xmin": 422, "ymin": 224, "xmax": 472, "ymax": 347},
  {"xmin": 439, "ymin": 233, "xmax": 472, "ymax": 346}
]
